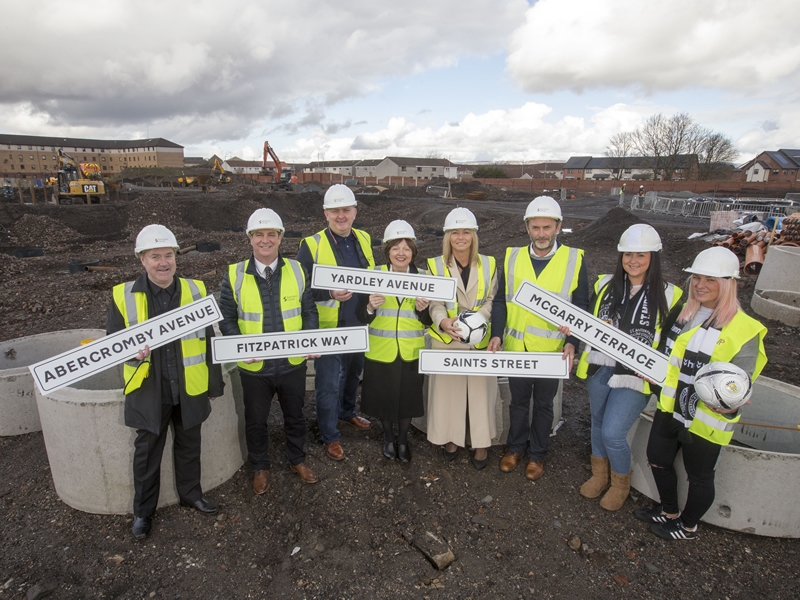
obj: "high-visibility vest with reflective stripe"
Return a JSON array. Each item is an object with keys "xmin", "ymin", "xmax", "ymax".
[
  {"xmin": 503, "ymin": 245, "xmax": 583, "ymax": 352},
  {"xmin": 425, "ymin": 254, "xmax": 495, "ymax": 349},
  {"xmin": 365, "ymin": 265, "xmax": 427, "ymax": 363},
  {"xmin": 112, "ymin": 278, "xmax": 208, "ymax": 396},
  {"xmin": 657, "ymin": 310, "xmax": 767, "ymax": 446},
  {"xmin": 227, "ymin": 258, "xmax": 306, "ymax": 370},
  {"xmin": 575, "ymin": 275, "xmax": 683, "ymax": 395},
  {"xmin": 301, "ymin": 228, "xmax": 374, "ymax": 329}
]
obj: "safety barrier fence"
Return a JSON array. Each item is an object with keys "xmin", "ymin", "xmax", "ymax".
[{"xmin": 629, "ymin": 193, "xmax": 797, "ymax": 220}]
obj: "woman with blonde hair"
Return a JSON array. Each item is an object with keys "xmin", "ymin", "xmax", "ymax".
[
  {"xmin": 426, "ymin": 208, "xmax": 498, "ymax": 470},
  {"xmin": 634, "ymin": 247, "xmax": 767, "ymax": 540}
]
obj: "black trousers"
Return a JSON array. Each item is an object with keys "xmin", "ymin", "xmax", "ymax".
[
  {"xmin": 646, "ymin": 410, "xmax": 722, "ymax": 528},
  {"xmin": 240, "ymin": 366, "xmax": 307, "ymax": 470},
  {"xmin": 133, "ymin": 402, "xmax": 202, "ymax": 518},
  {"xmin": 507, "ymin": 377, "xmax": 560, "ymax": 460}
]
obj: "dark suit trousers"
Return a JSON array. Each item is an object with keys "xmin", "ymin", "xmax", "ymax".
[
  {"xmin": 507, "ymin": 376, "xmax": 560, "ymax": 461},
  {"xmin": 133, "ymin": 402, "xmax": 202, "ymax": 517},
  {"xmin": 240, "ymin": 366, "xmax": 308, "ymax": 470}
]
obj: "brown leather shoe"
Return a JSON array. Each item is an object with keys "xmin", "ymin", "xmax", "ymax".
[
  {"xmin": 341, "ymin": 415, "xmax": 371, "ymax": 429},
  {"xmin": 500, "ymin": 452, "xmax": 522, "ymax": 473},
  {"xmin": 526, "ymin": 458, "xmax": 545, "ymax": 481},
  {"xmin": 290, "ymin": 462, "xmax": 318, "ymax": 484},
  {"xmin": 253, "ymin": 469, "xmax": 270, "ymax": 495},
  {"xmin": 325, "ymin": 441, "xmax": 345, "ymax": 461}
]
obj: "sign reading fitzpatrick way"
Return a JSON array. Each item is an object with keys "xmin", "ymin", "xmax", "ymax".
[
  {"xmin": 312, "ymin": 265, "xmax": 457, "ymax": 302},
  {"xmin": 212, "ymin": 326, "xmax": 370, "ymax": 363},
  {"xmin": 29, "ymin": 296, "xmax": 222, "ymax": 394},
  {"xmin": 512, "ymin": 282, "xmax": 668, "ymax": 384},
  {"xmin": 418, "ymin": 350, "xmax": 569, "ymax": 379}
]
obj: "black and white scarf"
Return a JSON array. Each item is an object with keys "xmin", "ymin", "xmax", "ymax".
[{"xmin": 666, "ymin": 318, "xmax": 721, "ymax": 424}]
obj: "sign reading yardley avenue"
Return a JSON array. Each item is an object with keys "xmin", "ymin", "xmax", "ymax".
[
  {"xmin": 311, "ymin": 265, "xmax": 457, "ymax": 302},
  {"xmin": 512, "ymin": 282, "xmax": 668, "ymax": 384},
  {"xmin": 418, "ymin": 350, "xmax": 569, "ymax": 378},
  {"xmin": 212, "ymin": 326, "xmax": 370, "ymax": 363},
  {"xmin": 30, "ymin": 296, "xmax": 222, "ymax": 394}
]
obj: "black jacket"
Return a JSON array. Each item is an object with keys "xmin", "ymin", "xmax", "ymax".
[
  {"xmin": 106, "ymin": 273, "xmax": 224, "ymax": 434},
  {"xmin": 219, "ymin": 254, "xmax": 318, "ymax": 377}
]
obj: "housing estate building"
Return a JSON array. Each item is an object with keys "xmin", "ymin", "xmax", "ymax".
[
  {"xmin": 563, "ymin": 155, "xmax": 698, "ymax": 181},
  {"xmin": 740, "ymin": 149, "xmax": 800, "ymax": 183}
]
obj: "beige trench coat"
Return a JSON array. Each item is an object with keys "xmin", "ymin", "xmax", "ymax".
[{"xmin": 426, "ymin": 255, "xmax": 498, "ymax": 448}]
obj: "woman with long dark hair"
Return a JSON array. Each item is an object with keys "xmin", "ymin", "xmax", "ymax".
[{"xmin": 572, "ymin": 224, "xmax": 683, "ymax": 510}]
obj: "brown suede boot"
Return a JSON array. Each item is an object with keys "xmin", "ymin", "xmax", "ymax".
[
  {"xmin": 579, "ymin": 456, "xmax": 609, "ymax": 499},
  {"xmin": 600, "ymin": 470, "xmax": 631, "ymax": 511}
]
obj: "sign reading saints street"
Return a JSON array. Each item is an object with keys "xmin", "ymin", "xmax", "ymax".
[
  {"xmin": 212, "ymin": 326, "xmax": 370, "ymax": 363},
  {"xmin": 312, "ymin": 265, "xmax": 457, "ymax": 302},
  {"xmin": 512, "ymin": 282, "xmax": 668, "ymax": 384},
  {"xmin": 30, "ymin": 296, "xmax": 222, "ymax": 394},
  {"xmin": 418, "ymin": 350, "xmax": 569, "ymax": 379}
]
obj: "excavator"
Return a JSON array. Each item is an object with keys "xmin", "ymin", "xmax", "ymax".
[
  {"xmin": 50, "ymin": 150, "xmax": 106, "ymax": 204},
  {"xmin": 262, "ymin": 141, "xmax": 292, "ymax": 189},
  {"xmin": 212, "ymin": 158, "xmax": 231, "ymax": 184}
]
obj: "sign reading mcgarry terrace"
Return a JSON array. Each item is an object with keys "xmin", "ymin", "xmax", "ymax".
[
  {"xmin": 512, "ymin": 282, "xmax": 668, "ymax": 384},
  {"xmin": 312, "ymin": 265, "xmax": 457, "ymax": 302},
  {"xmin": 29, "ymin": 296, "xmax": 222, "ymax": 394},
  {"xmin": 212, "ymin": 326, "xmax": 369, "ymax": 363},
  {"xmin": 418, "ymin": 350, "xmax": 569, "ymax": 379}
]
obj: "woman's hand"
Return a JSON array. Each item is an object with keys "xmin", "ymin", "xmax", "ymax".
[
  {"xmin": 558, "ymin": 325, "xmax": 571, "ymax": 336},
  {"xmin": 368, "ymin": 294, "xmax": 385, "ymax": 311},
  {"xmin": 439, "ymin": 316, "xmax": 462, "ymax": 340},
  {"xmin": 415, "ymin": 298, "xmax": 430, "ymax": 311},
  {"xmin": 331, "ymin": 289, "xmax": 353, "ymax": 302}
]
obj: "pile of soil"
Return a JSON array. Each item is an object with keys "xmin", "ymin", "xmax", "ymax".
[
  {"xmin": 1, "ymin": 187, "xmax": 798, "ymax": 599},
  {"xmin": 7, "ymin": 214, "xmax": 81, "ymax": 248}
]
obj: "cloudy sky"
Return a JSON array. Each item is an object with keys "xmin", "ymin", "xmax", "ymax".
[{"xmin": 1, "ymin": 0, "xmax": 798, "ymax": 164}]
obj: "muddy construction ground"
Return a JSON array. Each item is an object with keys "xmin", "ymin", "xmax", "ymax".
[{"xmin": 1, "ymin": 182, "xmax": 798, "ymax": 599}]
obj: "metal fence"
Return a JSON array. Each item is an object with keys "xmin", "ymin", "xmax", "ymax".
[
  {"xmin": 426, "ymin": 185, "xmax": 450, "ymax": 198},
  {"xmin": 629, "ymin": 193, "xmax": 797, "ymax": 220}
]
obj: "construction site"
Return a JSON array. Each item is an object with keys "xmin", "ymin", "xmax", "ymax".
[{"xmin": 1, "ymin": 178, "xmax": 799, "ymax": 599}]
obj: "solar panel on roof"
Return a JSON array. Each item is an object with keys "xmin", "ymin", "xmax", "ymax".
[{"xmin": 773, "ymin": 153, "xmax": 790, "ymax": 166}]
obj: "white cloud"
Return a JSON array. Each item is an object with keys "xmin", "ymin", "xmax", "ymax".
[
  {"xmin": 0, "ymin": 0, "xmax": 527, "ymax": 143},
  {"xmin": 507, "ymin": 0, "xmax": 800, "ymax": 93}
]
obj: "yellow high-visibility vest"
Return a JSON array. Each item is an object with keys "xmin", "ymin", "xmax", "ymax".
[
  {"xmin": 227, "ymin": 258, "xmax": 306, "ymax": 370},
  {"xmin": 300, "ymin": 228, "xmax": 374, "ymax": 329},
  {"xmin": 503, "ymin": 245, "xmax": 583, "ymax": 352},
  {"xmin": 112, "ymin": 278, "xmax": 208, "ymax": 396},
  {"xmin": 426, "ymin": 254, "xmax": 495, "ymax": 349}
]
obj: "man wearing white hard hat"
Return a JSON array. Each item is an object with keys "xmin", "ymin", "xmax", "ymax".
[
  {"xmin": 219, "ymin": 209, "xmax": 319, "ymax": 494},
  {"xmin": 296, "ymin": 184, "xmax": 375, "ymax": 461},
  {"xmin": 107, "ymin": 224, "xmax": 224, "ymax": 540},
  {"xmin": 488, "ymin": 196, "xmax": 590, "ymax": 480}
]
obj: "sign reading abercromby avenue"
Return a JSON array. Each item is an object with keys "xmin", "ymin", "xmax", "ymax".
[
  {"xmin": 512, "ymin": 282, "xmax": 668, "ymax": 384},
  {"xmin": 312, "ymin": 265, "xmax": 457, "ymax": 302},
  {"xmin": 212, "ymin": 326, "xmax": 370, "ymax": 363},
  {"xmin": 30, "ymin": 296, "xmax": 222, "ymax": 394},
  {"xmin": 418, "ymin": 350, "xmax": 569, "ymax": 378}
]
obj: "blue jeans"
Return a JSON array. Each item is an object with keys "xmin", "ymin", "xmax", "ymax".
[
  {"xmin": 314, "ymin": 352, "xmax": 365, "ymax": 444},
  {"xmin": 585, "ymin": 366, "xmax": 649, "ymax": 474}
]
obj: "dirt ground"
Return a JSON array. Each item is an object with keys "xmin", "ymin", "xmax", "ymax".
[{"xmin": 1, "ymin": 183, "xmax": 799, "ymax": 599}]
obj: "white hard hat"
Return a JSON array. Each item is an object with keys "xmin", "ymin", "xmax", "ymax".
[
  {"xmin": 443, "ymin": 207, "xmax": 478, "ymax": 232},
  {"xmin": 323, "ymin": 184, "xmax": 357, "ymax": 209},
  {"xmin": 247, "ymin": 208, "xmax": 284, "ymax": 234},
  {"xmin": 684, "ymin": 247, "xmax": 740, "ymax": 279},
  {"xmin": 383, "ymin": 219, "xmax": 416, "ymax": 243},
  {"xmin": 524, "ymin": 196, "xmax": 562, "ymax": 221},
  {"xmin": 135, "ymin": 224, "xmax": 178, "ymax": 255},
  {"xmin": 618, "ymin": 224, "xmax": 662, "ymax": 252}
]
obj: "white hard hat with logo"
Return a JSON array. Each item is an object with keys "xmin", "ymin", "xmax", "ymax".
[
  {"xmin": 524, "ymin": 196, "xmax": 562, "ymax": 221},
  {"xmin": 247, "ymin": 208, "xmax": 284, "ymax": 234},
  {"xmin": 323, "ymin": 184, "xmax": 357, "ymax": 209},
  {"xmin": 135, "ymin": 224, "xmax": 179, "ymax": 255},
  {"xmin": 443, "ymin": 207, "xmax": 478, "ymax": 231},
  {"xmin": 618, "ymin": 224, "xmax": 662, "ymax": 252},
  {"xmin": 383, "ymin": 220, "xmax": 416, "ymax": 243},
  {"xmin": 684, "ymin": 247, "xmax": 740, "ymax": 279}
]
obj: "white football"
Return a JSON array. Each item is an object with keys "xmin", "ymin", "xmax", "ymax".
[
  {"xmin": 694, "ymin": 362, "xmax": 752, "ymax": 411},
  {"xmin": 452, "ymin": 310, "xmax": 488, "ymax": 346}
]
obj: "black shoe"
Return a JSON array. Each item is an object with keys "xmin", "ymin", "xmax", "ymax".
[
  {"xmin": 383, "ymin": 441, "xmax": 397, "ymax": 460},
  {"xmin": 472, "ymin": 456, "xmax": 488, "ymax": 470},
  {"xmin": 650, "ymin": 519, "xmax": 697, "ymax": 541},
  {"xmin": 633, "ymin": 505, "xmax": 679, "ymax": 524},
  {"xmin": 397, "ymin": 444, "xmax": 411, "ymax": 463},
  {"xmin": 180, "ymin": 497, "xmax": 219, "ymax": 515},
  {"xmin": 132, "ymin": 516, "xmax": 151, "ymax": 540},
  {"xmin": 443, "ymin": 446, "xmax": 458, "ymax": 462}
]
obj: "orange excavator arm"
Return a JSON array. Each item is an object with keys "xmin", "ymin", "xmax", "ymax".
[{"xmin": 262, "ymin": 141, "xmax": 283, "ymax": 182}]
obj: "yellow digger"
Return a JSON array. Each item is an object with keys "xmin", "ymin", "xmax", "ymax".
[
  {"xmin": 212, "ymin": 158, "xmax": 231, "ymax": 184},
  {"xmin": 51, "ymin": 150, "xmax": 106, "ymax": 204}
]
